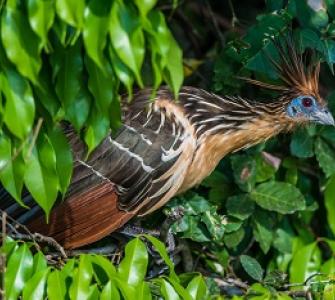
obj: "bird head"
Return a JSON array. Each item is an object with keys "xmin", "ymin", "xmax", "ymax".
[
  {"xmin": 285, "ymin": 94, "xmax": 334, "ymax": 125},
  {"xmin": 241, "ymin": 34, "xmax": 335, "ymax": 127}
]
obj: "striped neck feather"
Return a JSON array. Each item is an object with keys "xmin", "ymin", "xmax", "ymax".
[{"xmin": 180, "ymin": 90, "xmax": 292, "ymax": 139}]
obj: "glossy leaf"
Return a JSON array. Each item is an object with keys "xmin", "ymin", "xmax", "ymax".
[
  {"xmin": 49, "ymin": 126, "xmax": 73, "ymax": 195},
  {"xmin": 109, "ymin": 1, "xmax": 144, "ymax": 86},
  {"xmin": 289, "ymin": 241, "xmax": 321, "ymax": 284},
  {"xmin": 55, "ymin": 0, "xmax": 85, "ymax": 28},
  {"xmin": 251, "ymin": 181, "xmax": 306, "ymax": 214},
  {"xmin": 1, "ymin": 6, "xmax": 41, "ymax": 83},
  {"xmin": 22, "ymin": 268, "xmax": 49, "ymax": 300},
  {"xmin": 134, "ymin": 0, "xmax": 157, "ymax": 17},
  {"xmin": 47, "ymin": 270, "xmax": 66, "ymax": 300},
  {"xmin": 162, "ymin": 34, "xmax": 183, "ymax": 99},
  {"xmin": 52, "ymin": 41, "xmax": 90, "ymax": 129},
  {"xmin": 2, "ymin": 69, "xmax": 35, "ymax": 139},
  {"xmin": 24, "ymin": 135, "xmax": 59, "ymax": 216},
  {"xmin": 84, "ymin": 109, "xmax": 110, "ymax": 154},
  {"xmin": 32, "ymin": 252, "xmax": 47, "ymax": 274},
  {"xmin": 160, "ymin": 279, "xmax": 180, "ymax": 300},
  {"xmin": 100, "ymin": 281, "xmax": 120, "ymax": 300},
  {"xmin": 85, "ymin": 56, "xmax": 115, "ymax": 114},
  {"xmin": 83, "ymin": 0, "xmax": 112, "ymax": 70},
  {"xmin": 186, "ymin": 275, "xmax": 207, "ymax": 300},
  {"xmin": 69, "ymin": 255, "xmax": 93, "ymax": 300},
  {"xmin": 5, "ymin": 243, "xmax": 34, "ymax": 300},
  {"xmin": 0, "ymin": 134, "xmax": 25, "ymax": 204},
  {"xmin": 118, "ymin": 238, "xmax": 148, "ymax": 286},
  {"xmin": 143, "ymin": 234, "xmax": 179, "ymax": 282},
  {"xmin": 27, "ymin": 0, "xmax": 55, "ymax": 48}
]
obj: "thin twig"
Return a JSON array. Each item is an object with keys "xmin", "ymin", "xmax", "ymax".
[
  {"xmin": 9, "ymin": 232, "xmax": 67, "ymax": 259},
  {"xmin": 228, "ymin": 0, "xmax": 238, "ymax": 28},
  {"xmin": 0, "ymin": 209, "xmax": 67, "ymax": 259},
  {"xmin": 25, "ymin": 118, "xmax": 43, "ymax": 160},
  {"xmin": 0, "ymin": 118, "xmax": 44, "ymax": 173},
  {"xmin": 204, "ymin": 0, "xmax": 225, "ymax": 48}
]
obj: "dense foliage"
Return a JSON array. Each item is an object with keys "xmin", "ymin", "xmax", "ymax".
[{"xmin": 3, "ymin": 0, "xmax": 335, "ymax": 299}]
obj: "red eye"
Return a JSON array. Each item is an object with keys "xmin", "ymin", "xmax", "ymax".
[{"xmin": 302, "ymin": 97, "xmax": 313, "ymax": 108}]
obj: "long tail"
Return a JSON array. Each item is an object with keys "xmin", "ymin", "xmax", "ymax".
[
  {"xmin": 1, "ymin": 182, "xmax": 135, "ymax": 249},
  {"xmin": 27, "ymin": 182, "xmax": 135, "ymax": 249}
]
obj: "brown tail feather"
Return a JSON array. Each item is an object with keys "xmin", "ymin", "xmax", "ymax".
[{"xmin": 27, "ymin": 182, "xmax": 135, "ymax": 249}]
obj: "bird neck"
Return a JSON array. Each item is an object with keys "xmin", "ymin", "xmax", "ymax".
[{"xmin": 182, "ymin": 92, "xmax": 292, "ymax": 141}]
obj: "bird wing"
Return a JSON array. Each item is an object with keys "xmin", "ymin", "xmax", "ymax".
[
  {"xmin": 1, "ymin": 89, "xmax": 197, "ymax": 248},
  {"xmin": 68, "ymin": 89, "xmax": 197, "ymax": 216}
]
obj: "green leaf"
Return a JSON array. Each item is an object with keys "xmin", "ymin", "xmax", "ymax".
[
  {"xmin": 100, "ymin": 281, "xmax": 119, "ymax": 300},
  {"xmin": 2, "ymin": 69, "xmax": 35, "ymax": 139},
  {"xmin": 49, "ymin": 126, "xmax": 73, "ymax": 195},
  {"xmin": 134, "ymin": 0, "xmax": 157, "ymax": 17},
  {"xmin": 289, "ymin": 241, "xmax": 321, "ymax": 284},
  {"xmin": 69, "ymin": 255, "xmax": 93, "ymax": 300},
  {"xmin": 324, "ymin": 175, "xmax": 335, "ymax": 236},
  {"xmin": 226, "ymin": 194, "xmax": 255, "ymax": 220},
  {"xmin": 146, "ymin": 11, "xmax": 172, "ymax": 89},
  {"xmin": 52, "ymin": 41, "xmax": 90, "ymax": 129},
  {"xmin": 162, "ymin": 34, "xmax": 183, "ymax": 99},
  {"xmin": 109, "ymin": 46, "xmax": 134, "ymax": 97},
  {"xmin": 47, "ymin": 270, "xmax": 66, "ymax": 300},
  {"xmin": 251, "ymin": 181, "xmax": 306, "ymax": 214},
  {"xmin": 252, "ymin": 209, "xmax": 274, "ymax": 254},
  {"xmin": 231, "ymin": 154, "xmax": 257, "ymax": 192},
  {"xmin": 200, "ymin": 210, "xmax": 225, "ymax": 241},
  {"xmin": 1, "ymin": 5, "xmax": 41, "ymax": 83},
  {"xmin": 164, "ymin": 278, "xmax": 192, "ymax": 300},
  {"xmin": 223, "ymin": 227, "xmax": 245, "ymax": 249},
  {"xmin": 172, "ymin": 215, "xmax": 211, "ymax": 242},
  {"xmin": 84, "ymin": 110, "xmax": 110, "ymax": 154},
  {"xmin": 255, "ymin": 154, "xmax": 277, "ymax": 182},
  {"xmin": 315, "ymin": 137, "xmax": 335, "ymax": 177},
  {"xmin": 5, "ymin": 243, "xmax": 34, "ymax": 300},
  {"xmin": 32, "ymin": 252, "xmax": 47, "ymax": 274},
  {"xmin": 0, "ymin": 135, "xmax": 25, "ymax": 204},
  {"xmin": 27, "ymin": 0, "xmax": 55, "ymax": 48},
  {"xmin": 186, "ymin": 275, "xmax": 207, "ymax": 300},
  {"xmin": 22, "ymin": 269, "xmax": 49, "ymax": 300},
  {"xmin": 85, "ymin": 56, "xmax": 116, "ymax": 114},
  {"xmin": 160, "ymin": 279, "xmax": 180, "ymax": 300},
  {"xmin": 136, "ymin": 281, "xmax": 152, "ymax": 300},
  {"xmin": 290, "ymin": 129, "xmax": 314, "ymax": 158},
  {"xmin": 118, "ymin": 238, "xmax": 148, "ymax": 286},
  {"xmin": 55, "ymin": 0, "xmax": 85, "ymax": 28},
  {"xmin": 114, "ymin": 277, "xmax": 136, "ymax": 299},
  {"xmin": 24, "ymin": 134, "xmax": 59, "ymax": 216},
  {"xmin": 240, "ymin": 255, "xmax": 264, "ymax": 282},
  {"xmin": 142, "ymin": 234, "xmax": 179, "ymax": 282},
  {"xmin": 83, "ymin": 0, "xmax": 112, "ymax": 70},
  {"xmin": 100, "ymin": 281, "xmax": 120, "ymax": 300},
  {"xmin": 90, "ymin": 255, "xmax": 116, "ymax": 286},
  {"xmin": 322, "ymin": 39, "xmax": 335, "ymax": 73},
  {"xmin": 109, "ymin": 1, "xmax": 144, "ymax": 86}
]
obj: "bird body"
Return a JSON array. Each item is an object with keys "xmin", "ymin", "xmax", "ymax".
[{"xmin": 3, "ymin": 37, "xmax": 335, "ymax": 249}]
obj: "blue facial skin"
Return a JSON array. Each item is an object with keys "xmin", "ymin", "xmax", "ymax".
[{"xmin": 286, "ymin": 95, "xmax": 335, "ymax": 125}]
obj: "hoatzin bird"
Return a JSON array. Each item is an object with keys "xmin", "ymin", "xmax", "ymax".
[{"xmin": 1, "ymin": 38, "xmax": 334, "ymax": 249}]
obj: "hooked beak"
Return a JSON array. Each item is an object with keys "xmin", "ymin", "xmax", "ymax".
[{"xmin": 311, "ymin": 108, "xmax": 335, "ymax": 126}]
